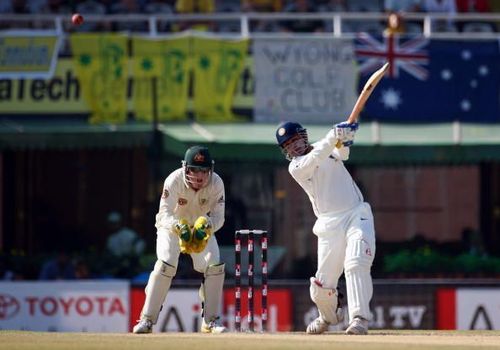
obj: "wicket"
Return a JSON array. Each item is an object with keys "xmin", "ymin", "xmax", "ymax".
[{"xmin": 234, "ymin": 229, "xmax": 268, "ymax": 332}]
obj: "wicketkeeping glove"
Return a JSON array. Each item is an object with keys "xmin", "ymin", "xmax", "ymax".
[
  {"xmin": 175, "ymin": 218, "xmax": 193, "ymax": 254},
  {"xmin": 189, "ymin": 216, "xmax": 212, "ymax": 254},
  {"xmin": 334, "ymin": 122, "xmax": 358, "ymax": 147}
]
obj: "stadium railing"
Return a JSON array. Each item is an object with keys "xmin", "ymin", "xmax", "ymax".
[{"xmin": 0, "ymin": 12, "xmax": 499, "ymax": 39}]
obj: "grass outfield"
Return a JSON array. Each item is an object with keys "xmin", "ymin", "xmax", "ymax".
[{"xmin": 2, "ymin": 330, "xmax": 500, "ymax": 350}]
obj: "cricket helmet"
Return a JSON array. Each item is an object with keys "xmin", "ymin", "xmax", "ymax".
[
  {"xmin": 275, "ymin": 121, "xmax": 309, "ymax": 160},
  {"xmin": 182, "ymin": 146, "xmax": 214, "ymax": 190}
]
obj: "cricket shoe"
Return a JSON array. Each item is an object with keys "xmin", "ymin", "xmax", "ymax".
[
  {"xmin": 306, "ymin": 317, "xmax": 330, "ymax": 334},
  {"xmin": 345, "ymin": 317, "xmax": 368, "ymax": 335},
  {"xmin": 133, "ymin": 318, "xmax": 153, "ymax": 334},
  {"xmin": 201, "ymin": 317, "xmax": 227, "ymax": 333}
]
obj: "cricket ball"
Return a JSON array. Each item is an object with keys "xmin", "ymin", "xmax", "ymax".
[{"xmin": 72, "ymin": 13, "xmax": 84, "ymax": 26}]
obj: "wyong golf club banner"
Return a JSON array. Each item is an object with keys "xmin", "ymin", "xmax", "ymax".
[{"xmin": 253, "ymin": 37, "xmax": 358, "ymax": 124}]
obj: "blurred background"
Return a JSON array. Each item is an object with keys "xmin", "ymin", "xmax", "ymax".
[{"xmin": 1, "ymin": 0, "xmax": 500, "ymax": 333}]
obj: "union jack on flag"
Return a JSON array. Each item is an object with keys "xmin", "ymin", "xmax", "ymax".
[{"xmin": 355, "ymin": 33, "xmax": 429, "ymax": 80}]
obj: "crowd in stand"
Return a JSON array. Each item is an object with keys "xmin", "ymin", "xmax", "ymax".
[{"xmin": 0, "ymin": 0, "xmax": 498, "ymax": 33}]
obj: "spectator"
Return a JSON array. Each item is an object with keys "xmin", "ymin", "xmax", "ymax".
[
  {"xmin": 111, "ymin": 0, "xmax": 148, "ymax": 32},
  {"xmin": 75, "ymin": 0, "xmax": 109, "ymax": 32},
  {"xmin": 384, "ymin": 0, "xmax": 421, "ymax": 13},
  {"xmin": 0, "ymin": 256, "xmax": 15, "ymax": 280},
  {"xmin": 74, "ymin": 258, "xmax": 93, "ymax": 279},
  {"xmin": 106, "ymin": 211, "xmax": 146, "ymax": 258},
  {"xmin": 241, "ymin": 0, "xmax": 283, "ymax": 32},
  {"xmin": 317, "ymin": 0, "xmax": 347, "ymax": 33},
  {"xmin": 456, "ymin": 0, "xmax": 494, "ymax": 32},
  {"xmin": 384, "ymin": 11, "xmax": 405, "ymax": 35},
  {"xmin": 280, "ymin": 0, "xmax": 324, "ymax": 33},
  {"xmin": 39, "ymin": 0, "xmax": 72, "ymax": 14},
  {"xmin": 422, "ymin": 0, "xmax": 457, "ymax": 32},
  {"xmin": 144, "ymin": 0, "xmax": 174, "ymax": 32},
  {"xmin": 456, "ymin": 0, "xmax": 490, "ymax": 12},
  {"xmin": 38, "ymin": 251, "xmax": 76, "ymax": 280},
  {"xmin": 174, "ymin": 0, "xmax": 216, "ymax": 31}
]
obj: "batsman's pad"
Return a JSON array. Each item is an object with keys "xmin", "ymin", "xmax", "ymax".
[
  {"xmin": 309, "ymin": 277, "xmax": 344, "ymax": 325},
  {"xmin": 345, "ymin": 238, "xmax": 374, "ymax": 322},
  {"xmin": 141, "ymin": 260, "xmax": 177, "ymax": 323},
  {"xmin": 199, "ymin": 263, "xmax": 225, "ymax": 322}
]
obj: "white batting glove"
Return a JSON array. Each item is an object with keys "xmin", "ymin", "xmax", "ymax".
[{"xmin": 333, "ymin": 122, "xmax": 358, "ymax": 146}]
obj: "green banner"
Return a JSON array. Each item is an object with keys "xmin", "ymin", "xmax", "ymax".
[
  {"xmin": 70, "ymin": 34, "xmax": 128, "ymax": 124},
  {"xmin": 192, "ymin": 37, "xmax": 249, "ymax": 122},
  {"xmin": 132, "ymin": 37, "xmax": 190, "ymax": 122}
]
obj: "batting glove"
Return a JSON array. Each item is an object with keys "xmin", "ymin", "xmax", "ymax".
[{"xmin": 334, "ymin": 122, "xmax": 358, "ymax": 146}]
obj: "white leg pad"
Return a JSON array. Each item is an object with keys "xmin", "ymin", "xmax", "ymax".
[
  {"xmin": 200, "ymin": 263, "xmax": 225, "ymax": 322},
  {"xmin": 309, "ymin": 277, "xmax": 344, "ymax": 325},
  {"xmin": 345, "ymin": 239, "xmax": 374, "ymax": 322},
  {"xmin": 141, "ymin": 260, "xmax": 176, "ymax": 323}
]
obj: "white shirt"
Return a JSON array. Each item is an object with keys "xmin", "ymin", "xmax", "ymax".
[
  {"xmin": 289, "ymin": 129, "xmax": 363, "ymax": 217},
  {"xmin": 155, "ymin": 168, "xmax": 225, "ymax": 233}
]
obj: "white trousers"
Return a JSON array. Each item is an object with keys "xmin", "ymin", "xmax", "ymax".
[
  {"xmin": 156, "ymin": 229, "xmax": 221, "ymax": 272},
  {"xmin": 314, "ymin": 202, "xmax": 376, "ymax": 322}
]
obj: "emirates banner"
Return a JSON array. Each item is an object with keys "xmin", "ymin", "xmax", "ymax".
[{"xmin": 253, "ymin": 38, "xmax": 358, "ymax": 124}]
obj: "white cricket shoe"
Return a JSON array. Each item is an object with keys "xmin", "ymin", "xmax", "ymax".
[
  {"xmin": 306, "ymin": 317, "xmax": 330, "ymax": 334},
  {"xmin": 133, "ymin": 318, "xmax": 153, "ymax": 334},
  {"xmin": 346, "ymin": 317, "xmax": 368, "ymax": 335},
  {"xmin": 201, "ymin": 317, "xmax": 227, "ymax": 333}
]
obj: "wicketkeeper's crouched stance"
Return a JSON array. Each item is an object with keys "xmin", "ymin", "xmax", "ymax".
[
  {"xmin": 133, "ymin": 146, "xmax": 227, "ymax": 334},
  {"xmin": 276, "ymin": 121, "xmax": 376, "ymax": 335}
]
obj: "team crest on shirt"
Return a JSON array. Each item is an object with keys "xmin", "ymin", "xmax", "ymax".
[
  {"xmin": 178, "ymin": 198, "xmax": 188, "ymax": 205},
  {"xmin": 162, "ymin": 189, "xmax": 169, "ymax": 198},
  {"xmin": 199, "ymin": 198, "xmax": 207, "ymax": 205},
  {"xmin": 217, "ymin": 195, "xmax": 224, "ymax": 204}
]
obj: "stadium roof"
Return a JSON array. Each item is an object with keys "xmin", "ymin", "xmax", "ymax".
[{"xmin": 2, "ymin": 120, "xmax": 500, "ymax": 165}]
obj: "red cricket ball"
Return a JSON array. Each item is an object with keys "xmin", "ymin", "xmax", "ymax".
[{"xmin": 72, "ymin": 13, "xmax": 84, "ymax": 26}]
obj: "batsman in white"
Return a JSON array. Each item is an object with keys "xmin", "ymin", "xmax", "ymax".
[
  {"xmin": 133, "ymin": 145, "xmax": 227, "ymax": 334},
  {"xmin": 275, "ymin": 121, "xmax": 376, "ymax": 335}
]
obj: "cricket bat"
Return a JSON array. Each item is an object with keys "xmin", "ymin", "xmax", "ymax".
[{"xmin": 335, "ymin": 62, "xmax": 389, "ymax": 148}]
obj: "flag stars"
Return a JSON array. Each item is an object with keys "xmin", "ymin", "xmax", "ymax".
[
  {"xmin": 461, "ymin": 50, "xmax": 472, "ymax": 60},
  {"xmin": 461, "ymin": 100, "xmax": 471, "ymax": 111},
  {"xmin": 381, "ymin": 87, "xmax": 402, "ymax": 110},
  {"xmin": 441, "ymin": 69, "xmax": 452, "ymax": 81},
  {"xmin": 478, "ymin": 65, "xmax": 489, "ymax": 76},
  {"xmin": 470, "ymin": 79, "xmax": 478, "ymax": 88}
]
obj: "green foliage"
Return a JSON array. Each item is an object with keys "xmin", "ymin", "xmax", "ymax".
[{"xmin": 383, "ymin": 248, "xmax": 500, "ymax": 277}]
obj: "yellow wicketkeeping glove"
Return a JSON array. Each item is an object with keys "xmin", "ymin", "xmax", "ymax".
[
  {"xmin": 175, "ymin": 218, "xmax": 193, "ymax": 254},
  {"xmin": 189, "ymin": 216, "xmax": 212, "ymax": 254}
]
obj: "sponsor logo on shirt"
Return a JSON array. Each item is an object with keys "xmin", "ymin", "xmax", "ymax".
[
  {"xmin": 178, "ymin": 198, "xmax": 188, "ymax": 205},
  {"xmin": 200, "ymin": 198, "xmax": 207, "ymax": 205},
  {"xmin": 217, "ymin": 195, "xmax": 224, "ymax": 204},
  {"xmin": 162, "ymin": 189, "xmax": 169, "ymax": 198}
]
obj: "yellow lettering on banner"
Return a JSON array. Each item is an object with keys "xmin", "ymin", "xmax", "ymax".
[
  {"xmin": 132, "ymin": 37, "xmax": 190, "ymax": 122},
  {"xmin": 70, "ymin": 34, "xmax": 128, "ymax": 124},
  {"xmin": 192, "ymin": 37, "xmax": 249, "ymax": 122}
]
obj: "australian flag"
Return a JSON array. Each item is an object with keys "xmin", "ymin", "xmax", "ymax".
[{"xmin": 355, "ymin": 33, "xmax": 500, "ymax": 123}]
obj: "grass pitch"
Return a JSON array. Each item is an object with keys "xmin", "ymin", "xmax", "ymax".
[{"xmin": 2, "ymin": 330, "xmax": 500, "ymax": 350}]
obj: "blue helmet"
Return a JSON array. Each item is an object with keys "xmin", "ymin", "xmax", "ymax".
[{"xmin": 275, "ymin": 121, "xmax": 307, "ymax": 146}]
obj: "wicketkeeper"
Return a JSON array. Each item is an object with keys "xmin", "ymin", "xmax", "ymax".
[
  {"xmin": 133, "ymin": 145, "xmax": 227, "ymax": 334},
  {"xmin": 276, "ymin": 121, "xmax": 376, "ymax": 335}
]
